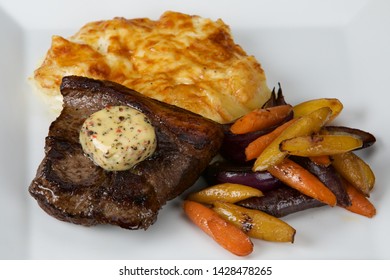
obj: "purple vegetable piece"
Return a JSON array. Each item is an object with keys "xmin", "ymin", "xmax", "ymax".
[
  {"xmin": 291, "ymin": 156, "xmax": 351, "ymax": 207},
  {"xmin": 262, "ymin": 83, "xmax": 288, "ymax": 108},
  {"xmin": 220, "ymin": 109, "xmax": 294, "ymax": 164},
  {"xmin": 220, "ymin": 125, "xmax": 272, "ymax": 163},
  {"xmin": 204, "ymin": 161, "xmax": 283, "ymax": 192},
  {"xmin": 238, "ymin": 185, "xmax": 325, "ymax": 218}
]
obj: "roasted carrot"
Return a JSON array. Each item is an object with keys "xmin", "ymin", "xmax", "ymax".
[
  {"xmin": 213, "ymin": 202, "xmax": 296, "ymax": 243},
  {"xmin": 245, "ymin": 119, "xmax": 296, "ymax": 161},
  {"xmin": 342, "ymin": 179, "xmax": 376, "ymax": 218},
  {"xmin": 268, "ymin": 158, "xmax": 337, "ymax": 206},
  {"xmin": 230, "ymin": 104, "xmax": 293, "ymax": 134},
  {"xmin": 279, "ymin": 134, "xmax": 363, "ymax": 156},
  {"xmin": 309, "ymin": 155, "xmax": 332, "ymax": 167},
  {"xmin": 253, "ymin": 107, "xmax": 332, "ymax": 171},
  {"xmin": 187, "ymin": 183, "xmax": 263, "ymax": 204},
  {"xmin": 331, "ymin": 152, "xmax": 375, "ymax": 197},
  {"xmin": 183, "ymin": 200, "xmax": 253, "ymax": 256},
  {"xmin": 293, "ymin": 98, "xmax": 343, "ymax": 122}
]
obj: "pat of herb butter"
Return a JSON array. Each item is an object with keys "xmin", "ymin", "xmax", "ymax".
[{"xmin": 79, "ymin": 105, "xmax": 157, "ymax": 171}]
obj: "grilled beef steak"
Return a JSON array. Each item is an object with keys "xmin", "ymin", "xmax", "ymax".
[{"xmin": 29, "ymin": 76, "xmax": 224, "ymax": 229}]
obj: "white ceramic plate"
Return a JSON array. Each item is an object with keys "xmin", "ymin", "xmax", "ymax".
[{"xmin": 1, "ymin": 0, "xmax": 389, "ymax": 260}]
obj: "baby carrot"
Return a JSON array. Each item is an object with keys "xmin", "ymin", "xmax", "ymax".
[
  {"xmin": 183, "ymin": 200, "xmax": 253, "ymax": 256},
  {"xmin": 230, "ymin": 104, "xmax": 293, "ymax": 135},
  {"xmin": 245, "ymin": 119, "xmax": 296, "ymax": 161},
  {"xmin": 293, "ymin": 98, "xmax": 343, "ymax": 122},
  {"xmin": 187, "ymin": 183, "xmax": 263, "ymax": 204},
  {"xmin": 268, "ymin": 158, "xmax": 337, "ymax": 206},
  {"xmin": 213, "ymin": 202, "xmax": 296, "ymax": 243},
  {"xmin": 331, "ymin": 152, "xmax": 375, "ymax": 197},
  {"xmin": 279, "ymin": 134, "xmax": 363, "ymax": 157},
  {"xmin": 342, "ymin": 179, "xmax": 376, "ymax": 218},
  {"xmin": 253, "ymin": 107, "xmax": 332, "ymax": 171},
  {"xmin": 309, "ymin": 155, "xmax": 332, "ymax": 167}
]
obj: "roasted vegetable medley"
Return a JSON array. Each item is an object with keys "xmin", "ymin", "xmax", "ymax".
[{"xmin": 183, "ymin": 87, "xmax": 376, "ymax": 256}]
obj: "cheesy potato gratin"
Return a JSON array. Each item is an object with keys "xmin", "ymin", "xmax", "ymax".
[{"xmin": 32, "ymin": 11, "xmax": 270, "ymax": 123}]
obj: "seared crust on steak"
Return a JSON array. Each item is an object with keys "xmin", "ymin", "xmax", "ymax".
[{"xmin": 29, "ymin": 76, "xmax": 224, "ymax": 229}]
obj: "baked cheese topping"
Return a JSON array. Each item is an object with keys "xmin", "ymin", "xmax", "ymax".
[
  {"xmin": 79, "ymin": 106, "xmax": 157, "ymax": 171},
  {"xmin": 33, "ymin": 11, "xmax": 270, "ymax": 123}
]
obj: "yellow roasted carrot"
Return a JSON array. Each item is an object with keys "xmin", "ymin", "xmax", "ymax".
[
  {"xmin": 331, "ymin": 152, "xmax": 375, "ymax": 197},
  {"xmin": 187, "ymin": 183, "xmax": 263, "ymax": 204},
  {"xmin": 213, "ymin": 202, "xmax": 296, "ymax": 242},
  {"xmin": 253, "ymin": 107, "xmax": 332, "ymax": 171},
  {"xmin": 293, "ymin": 98, "xmax": 343, "ymax": 122},
  {"xmin": 279, "ymin": 134, "xmax": 363, "ymax": 157}
]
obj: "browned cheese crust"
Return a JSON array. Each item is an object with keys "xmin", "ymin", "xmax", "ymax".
[{"xmin": 32, "ymin": 11, "xmax": 270, "ymax": 123}]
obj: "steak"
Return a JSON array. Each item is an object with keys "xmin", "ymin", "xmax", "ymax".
[{"xmin": 29, "ymin": 76, "xmax": 224, "ymax": 230}]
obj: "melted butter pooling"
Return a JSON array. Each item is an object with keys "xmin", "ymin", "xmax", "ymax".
[{"xmin": 80, "ymin": 105, "xmax": 157, "ymax": 171}]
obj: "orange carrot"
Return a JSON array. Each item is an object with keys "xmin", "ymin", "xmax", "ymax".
[
  {"xmin": 230, "ymin": 104, "xmax": 293, "ymax": 135},
  {"xmin": 245, "ymin": 119, "xmax": 296, "ymax": 161},
  {"xmin": 183, "ymin": 200, "xmax": 253, "ymax": 256},
  {"xmin": 268, "ymin": 158, "xmax": 337, "ymax": 206},
  {"xmin": 342, "ymin": 179, "xmax": 376, "ymax": 218},
  {"xmin": 309, "ymin": 155, "xmax": 332, "ymax": 167}
]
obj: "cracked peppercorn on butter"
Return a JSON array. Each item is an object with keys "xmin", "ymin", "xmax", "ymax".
[
  {"xmin": 31, "ymin": 11, "xmax": 271, "ymax": 123},
  {"xmin": 79, "ymin": 105, "xmax": 157, "ymax": 171}
]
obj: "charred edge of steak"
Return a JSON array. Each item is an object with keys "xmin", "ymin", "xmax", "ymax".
[{"xmin": 29, "ymin": 76, "xmax": 224, "ymax": 230}]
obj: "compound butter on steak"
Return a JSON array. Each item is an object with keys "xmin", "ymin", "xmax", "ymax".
[
  {"xmin": 31, "ymin": 11, "xmax": 271, "ymax": 123},
  {"xmin": 29, "ymin": 76, "xmax": 224, "ymax": 230}
]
